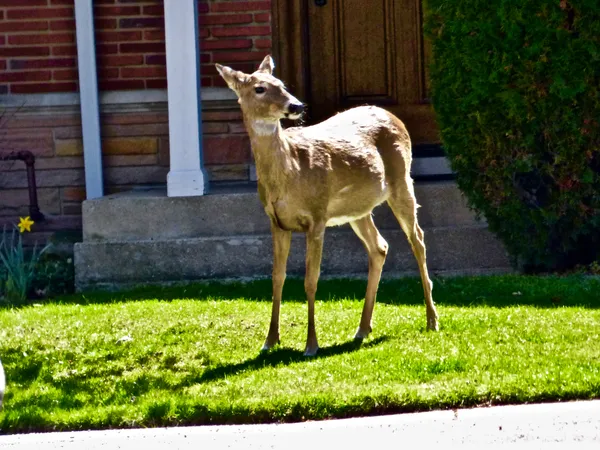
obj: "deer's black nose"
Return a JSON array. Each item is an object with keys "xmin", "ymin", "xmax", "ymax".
[{"xmin": 288, "ymin": 103, "xmax": 305, "ymax": 115}]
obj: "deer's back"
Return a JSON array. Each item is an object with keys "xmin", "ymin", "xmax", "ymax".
[{"xmin": 286, "ymin": 105, "xmax": 410, "ymax": 153}]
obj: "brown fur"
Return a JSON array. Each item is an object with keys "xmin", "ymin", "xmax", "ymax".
[{"xmin": 216, "ymin": 56, "xmax": 438, "ymax": 356}]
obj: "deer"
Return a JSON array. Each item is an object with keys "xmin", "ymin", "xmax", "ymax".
[{"xmin": 216, "ymin": 55, "xmax": 439, "ymax": 356}]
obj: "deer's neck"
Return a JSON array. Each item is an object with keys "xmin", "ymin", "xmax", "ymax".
[{"xmin": 246, "ymin": 119, "xmax": 298, "ymax": 189}]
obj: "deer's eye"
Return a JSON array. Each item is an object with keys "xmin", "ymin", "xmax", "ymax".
[{"xmin": 255, "ymin": 86, "xmax": 266, "ymax": 94}]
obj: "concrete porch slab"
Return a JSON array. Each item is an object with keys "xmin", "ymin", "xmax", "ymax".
[
  {"xmin": 75, "ymin": 226, "xmax": 510, "ymax": 291},
  {"xmin": 74, "ymin": 181, "xmax": 512, "ymax": 291}
]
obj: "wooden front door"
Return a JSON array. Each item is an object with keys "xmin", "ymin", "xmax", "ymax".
[{"xmin": 273, "ymin": 0, "xmax": 439, "ymax": 145}]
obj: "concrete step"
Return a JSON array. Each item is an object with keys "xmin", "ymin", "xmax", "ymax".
[
  {"xmin": 74, "ymin": 225, "xmax": 510, "ymax": 291},
  {"xmin": 81, "ymin": 181, "xmax": 482, "ymax": 243}
]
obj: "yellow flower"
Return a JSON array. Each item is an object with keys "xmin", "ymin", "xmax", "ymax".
[{"xmin": 17, "ymin": 216, "xmax": 34, "ymax": 233}]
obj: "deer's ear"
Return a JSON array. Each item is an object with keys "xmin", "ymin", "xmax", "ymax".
[
  {"xmin": 257, "ymin": 55, "xmax": 274, "ymax": 75},
  {"xmin": 215, "ymin": 64, "xmax": 248, "ymax": 95}
]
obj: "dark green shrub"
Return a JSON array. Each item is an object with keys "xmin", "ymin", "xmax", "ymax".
[
  {"xmin": 31, "ymin": 253, "xmax": 75, "ymax": 298},
  {"xmin": 425, "ymin": 0, "xmax": 600, "ymax": 272}
]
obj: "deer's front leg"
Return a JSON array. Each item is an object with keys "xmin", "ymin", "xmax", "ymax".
[
  {"xmin": 262, "ymin": 222, "xmax": 292, "ymax": 351},
  {"xmin": 304, "ymin": 225, "xmax": 325, "ymax": 356}
]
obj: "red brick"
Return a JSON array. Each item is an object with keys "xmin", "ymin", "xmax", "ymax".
[
  {"xmin": 198, "ymin": 2, "xmax": 209, "ymax": 14},
  {"xmin": 158, "ymin": 137, "xmax": 169, "ymax": 166},
  {"xmin": 50, "ymin": 19, "xmax": 75, "ymax": 31},
  {"xmin": 203, "ymin": 122, "xmax": 229, "ymax": 134},
  {"xmin": 200, "ymin": 14, "xmax": 253, "ymax": 25},
  {"xmin": 97, "ymin": 43, "xmax": 119, "ymax": 55},
  {"xmin": 203, "ymin": 110, "xmax": 243, "ymax": 122},
  {"xmin": 53, "ymin": 68, "xmax": 78, "ymax": 81},
  {"xmin": 9, "ymin": 58, "xmax": 75, "ymax": 70},
  {"xmin": 121, "ymin": 66, "xmax": 166, "ymax": 78},
  {"xmin": 119, "ymin": 17, "xmax": 163, "ymax": 29},
  {"xmin": 0, "ymin": 60, "xmax": 6, "ymax": 71},
  {"xmin": 142, "ymin": 4, "xmax": 164, "ymax": 16},
  {"xmin": 0, "ymin": 71, "xmax": 51, "ymax": 82},
  {"xmin": 201, "ymin": 76, "xmax": 212, "ymax": 87},
  {"xmin": 2, "ymin": 0, "xmax": 48, "ymax": 5},
  {"xmin": 8, "ymin": 33, "xmax": 74, "ymax": 46},
  {"xmin": 11, "ymin": 82, "xmax": 77, "ymax": 93},
  {"xmin": 99, "ymin": 79, "xmax": 144, "ymax": 91},
  {"xmin": 103, "ymin": 154, "xmax": 159, "ymax": 168},
  {"xmin": 53, "ymin": 126, "xmax": 82, "ymax": 140},
  {"xmin": 211, "ymin": 2, "xmax": 271, "ymax": 13},
  {"xmin": 255, "ymin": 38, "xmax": 272, "ymax": 49},
  {"xmin": 0, "ymin": 47, "xmax": 50, "ymax": 57},
  {"xmin": 104, "ymin": 166, "xmax": 168, "ymax": 186},
  {"xmin": 143, "ymin": 30, "xmax": 165, "ymax": 41},
  {"xmin": 213, "ymin": 76, "xmax": 227, "ymax": 88},
  {"xmin": 199, "ymin": 28, "xmax": 209, "ymax": 38},
  {"xmin": 94, "ymin": 5, "xmax": 140, "ymax": 16},
  {"xmin": 94, "ymin": 18, "xmax": 118, "ymax": 29},
  {"xmin": 212, "ymin": 51, "xmax": 268, "ymax": 63},
  {"xmin": 0, "ymin": 21, "xmax": 49, "ymax": 32},
  {"xmin": 98, "ymin": 54, "xmax": 144, "ymax": 67},
  {"xmin": 204, "ymin": 61, "xmax": 255, "ymax": 75},
  {"xmin": 229, "ymin": 122, "xmax": 249, "ymax": 134},
  {"xmin": 3, "ymin": 115, "xmax": 79, "ymax": 129},
  {"xmin": 98, "ymin": 68, "xmax": 120, "ymax": 79},
  {"xmin": 211, "ymin": 26, "xmax": 271, "ymax": 38},
  {"xmin": 100, "ymin": 122, "xmax": 169, "ymax": 138},
  {"xmin": 0, "ymin": 188, "xmax": 61, "ymax": 217},
  {"xmin": 146, "ymin": 79, "xmax": 167, "ymax": 89},
  {"xmin": 120, "ymin": 42, "xmax": 165, "ymax": 53},
  {"xmin": 0, "ymin": 36, "xmax": 4, "ymax": 46},
  {"xmin": 7, "ymin": 8, "xmax": 73, "ymax": 20},
  {"xmin": 100, "ymin": 112, "xmax": 168, "ymax": 126},
  {"xmin": 0, "ymin": 129, "xmax": 54, "ymax": 157},
  {"xmin": 51, "ymin": 45, "xmax": 77, "ymax": 56},
  {"xmin": 96, "ymin": 30, "xmax": 143, "ymax": 43},
  {"xmin": 201, "ymin": 39, "xmax": 253, "ymax": 50},
  {"xmin": 203, "ymin": 135, "xmax": 251, "ymax": 164},
  {"xmin": 145, "ymin": 54, "xmax": 165, "ymax": 65},
  {"xmin": 61, "ymin": 187, "xmax": 87, "ymax": 203},
  {"xmin": 51, "ymin": 0, "xmax": 76, "ymax": 4},
  {"xmin": 254, "ymin": 12, "xmax": 270, "ymax": 23}
]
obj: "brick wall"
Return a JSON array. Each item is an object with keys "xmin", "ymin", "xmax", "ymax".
[
  {"xmin": 0, "ymin": 100, "xmax": 250, "ymax": 239},
  {"xmin": 0, "ymin": 0, "xmax": 267, "ymax": 241},
  {"xmin": 0, "ymin": 0, "xmax": 272, "ymax": 94}
]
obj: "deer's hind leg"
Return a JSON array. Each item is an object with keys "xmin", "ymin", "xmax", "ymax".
[
  {"xmin": 350, "ymin": 215, "xmax": 389, "ymax": 340},
  {"xmin": 387, "ymin": 180, "xmax": 439, "ymax": 331}
]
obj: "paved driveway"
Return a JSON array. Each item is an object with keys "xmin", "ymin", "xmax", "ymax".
[{"xmin": 0, "ymin": 400, "xmax": 598, "ymax": 449}]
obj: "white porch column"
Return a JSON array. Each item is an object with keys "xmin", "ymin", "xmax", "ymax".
[
  {"xmin": 74, "ymin": 0, "xmax": 104, "ymax": 200},
  {"xmin": 164, "ymin": 0, "xmax": 208, "ymax": 197}
]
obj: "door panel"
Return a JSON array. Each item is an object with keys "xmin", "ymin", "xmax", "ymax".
[
  {"xmin": 338, "ymin": 0, "xmax": 393, "ymax": 102},
  {"xmin": 306, "ymin": 0, "xmax": 438, "ymax": 144}
]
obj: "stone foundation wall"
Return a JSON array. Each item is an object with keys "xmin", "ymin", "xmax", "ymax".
[{"xmin": 0, "ymin": 89, "xmax": 250, "ymax": 241}]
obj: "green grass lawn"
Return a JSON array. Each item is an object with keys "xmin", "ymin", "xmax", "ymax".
[{"xmin": 1, "ymin": 275, "xmax": 599, "ymax": 434}]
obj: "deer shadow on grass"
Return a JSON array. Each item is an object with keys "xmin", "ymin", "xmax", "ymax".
[{"xmin": 196, "ymin": 336, "xmax": 389, "ymax": 384}]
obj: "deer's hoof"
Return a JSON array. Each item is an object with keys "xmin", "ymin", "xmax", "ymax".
[
  {"xmin": 261, "ymin": 337, "xmax": 280, "ymax": 352},
  {"xmin": 427, "ymin": 317, "xmax": 439, "ymax": 332},
  {"xmin": 303, "ymin": 346, "xmax": 319, "ymax": 357},
  {"xmin": 354, "ymin": 326, "xmax": 372, "ymax": 340}
]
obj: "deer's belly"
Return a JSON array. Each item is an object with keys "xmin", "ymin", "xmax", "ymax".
[{"xmin": 325, "ymin": 182, "xmax": 389, "ymax": 227}]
